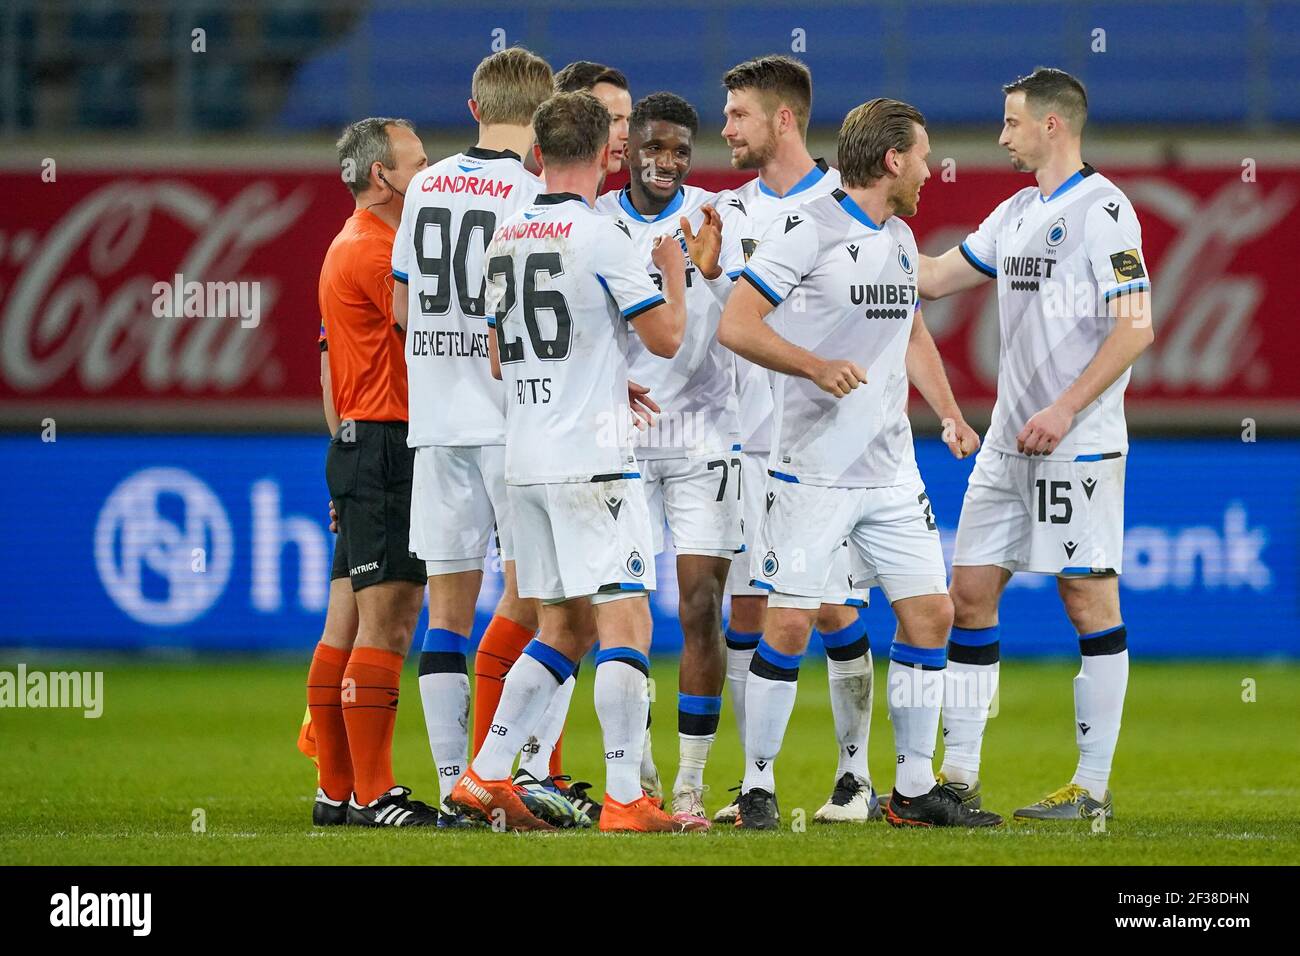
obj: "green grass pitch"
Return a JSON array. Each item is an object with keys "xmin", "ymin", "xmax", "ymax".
[{"xmin": 1, "ymin": 657, "xmax": 1297, "ymax": 865}]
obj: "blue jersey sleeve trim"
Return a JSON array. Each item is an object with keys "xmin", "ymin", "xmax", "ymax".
[
  {"xmin": 959, "ymin": 242, "xmax": 997, "ymax": 278},
  {"xmin": 740, "ymin": 268, "xmax": 783, "ymax": 307},
  {"xmin": 391, "ymin": 268, "xmax": 409, "ymax": 283},
  {"xmin": 1103, "ymin": 279, "xmax": 1150, "ymax": 302},
  {"xmin": 622, "ymin": 293, "xmax": 665, "ymax": 321}
]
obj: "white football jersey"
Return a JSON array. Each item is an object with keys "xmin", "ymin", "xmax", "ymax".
[
  {"xmin": 961, "ymin": 165, "xmax": 1150, "ymax": 461},
  {"xmin": 393, "ymin": 147, "xmax": 543, "ymax": 447},
  {"xmin": 593, "ymin": 184, "xmax": 745, "ymax": 460},
  {"xmin": 730, "ymin": 159, "xmax": 843, "ymax": 455},
  {"xmin": 484, "ymin": 192, "xmax": 666, "ymax": 485},
  {"xmin": 742, "ymin": 188, "xmax": 921, "ymax": 488}
]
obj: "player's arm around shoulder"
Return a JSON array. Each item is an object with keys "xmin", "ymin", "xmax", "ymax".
[
  {"xmin": 919, "ymin": 246, "xmax": 991, "ymax": 300},
  {"xmin": 919, "ymin": 193, "xmax": 1013, "ymax": 299}
]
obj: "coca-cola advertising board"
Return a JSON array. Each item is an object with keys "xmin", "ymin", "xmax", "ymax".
[
  {"xmin": 1, "ymin": 166, "xmax": 1295, "ymax": 427},
  {"xmin": 0, "ymin": 172, "xmax": 353, "ymax": 426}
]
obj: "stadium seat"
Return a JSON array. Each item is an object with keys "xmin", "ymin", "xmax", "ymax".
[
  {"xmin": 192, "ymin": 60, "xmax": 249, "ymax": 131},
  {"xmin": 264, "ymin": 0, "xmax": 326, "ymax": 59},
  {"xmin": 0, "ymin": 6, "xmax": 37, "ymax": 128},
  {"xmin": 76, "ymin": 63, "xmax": 141, "ymax": 130}
]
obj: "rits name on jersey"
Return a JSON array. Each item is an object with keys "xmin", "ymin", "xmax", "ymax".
[
  {"xmin": 494, "ymin": 219, "xmax": 573, "ymax": 242},
  {"xmin": 421, "ymin": 173, "xmax": 516, "ymax": 198},
  {"xmin": 515, "ymin": 377, "xmax": 553, "ymax": 405},
  {"xmin": 408, "ymin": 328, "xmax": 491, "ymax": 358}
]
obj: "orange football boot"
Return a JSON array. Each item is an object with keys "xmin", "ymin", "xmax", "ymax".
[
  {"xmin": 449, "ymin": 768, "xmax": 555, "ymax": 832},
  {"xmin": 599, "ymin": 793, "xmax": 708, "ymax": 833}
]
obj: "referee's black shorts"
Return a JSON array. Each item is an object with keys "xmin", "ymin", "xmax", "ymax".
[{"xmin": 325, "ymin": 420, "xmax": 426, "ymax": 591}]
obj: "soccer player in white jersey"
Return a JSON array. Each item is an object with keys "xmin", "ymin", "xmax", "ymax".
[
  {"xmin": 391, "ymin": 48, "xmax": 589, "ymax": 826},
  {"xmin": 718, "ymin": 99, "xmax": 1002, "ymax": 830},
  {"xmin": 449, "ymin": 91, "xmax": 702, "ymax": 833},
  {"xmin": 919, "ymin": 68, "xmax": 1153, "ymax": 822},
  {"xmin": 555, "ymin": 61, "xmax": 632, "ymax": 177},
  {"xmin": 714, "ymin": 55, "xmax": 879, "ymax": 825},
  {"xmin": 462, "ymin": 60, "xmax": 637, "ymax": 826},
  {"xmin": 593, "ymin": 92, "xmax": 747, "ymax": 829}
]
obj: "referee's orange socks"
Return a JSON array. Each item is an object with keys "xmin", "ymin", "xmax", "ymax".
[
  {"xmin": 306, "ymin": 642, "xmax": 352, "ymax": 802},
  {"xmin": 342, "ymin": 646, "xmax": 404, "ymax": 806},
  {"xmin": 472, "ymin": 616, "xmax": 535, "ymax": 755}
]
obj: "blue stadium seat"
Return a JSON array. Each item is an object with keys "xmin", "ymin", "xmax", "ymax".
[
  {"xmin": 273, "ymin": 0, "xmax": 1300, "ymax": 130},
  {"xmin": 192, "ymin": 61, "xmax": 249, "ymax": 130},
  {"xmin": 1266, "ymin": 0, "xmax": 1300, "ymax": 121},
  {"xmin": 264, "ymin": 0, "xmax": 326, "ymax": 58},
  {"xmin": 0, "ymin": 5, "xmax": 37, "ymax": 128},
  {"xmin": 76, "ymin": 63, "xmax": 141, "ymax": 129}
]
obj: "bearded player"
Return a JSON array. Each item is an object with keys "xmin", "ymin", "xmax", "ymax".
[{"xmin": 714, "ymin": 55, "xmax": 879, "ymax": 824}]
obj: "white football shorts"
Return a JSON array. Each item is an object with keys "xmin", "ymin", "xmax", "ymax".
[
  {"xmin": 727, "ymin": 453, "xmax": 868, "ymax": 606},
  {"xmin": 508, "ymin": 477, "xmax": 656, "ymax": 602},
  {"xmin": 640, "ymin": 452, "xmax": 744, "ymax": 557},
  {"xmin": 952, "ymin": 448, "xmax": 1125, "ymax": 575},
  {"xmin": 409, "ymin": 444, "xmax": 513, "ymax": 574},
  {"xmin": 752, "ymin": 475, "xmax": 947, "ymax": 608}
]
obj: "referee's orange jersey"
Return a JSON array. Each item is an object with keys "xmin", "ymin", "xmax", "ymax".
[{"xmin": 318, "ymin": 208, "xmax": 408, "ymax": 422}]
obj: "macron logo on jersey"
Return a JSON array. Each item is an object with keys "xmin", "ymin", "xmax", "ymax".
[
  {"xmin": 495, "ymin": 219, "xmax": 573, "ymax": 241},
  {"xmin": 421, "ymin": 173, "xmax": 514, "ymax": 198}
]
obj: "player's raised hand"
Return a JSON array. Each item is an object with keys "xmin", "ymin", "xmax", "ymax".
[
  {"xmin": 680, "ymin": 205, "xmax": 723, "ymax": 279},
  {"xmin": 651, "ymin": 233, "xmax": 687, "ymax": 282},
  {"xmin": 942, "ymin": 417, "xmax": 982, "ymax": 459},
  {"xmin": 1017, "ymin": 402, "xmax": 1074, "ymax": 456},
  {"xmin": 628, "ymin": 379, "xmax": 661, "ymax": 430},
  {"xmin": 812, "ymin": 359, "xmax": 868, "ymax": 398}
]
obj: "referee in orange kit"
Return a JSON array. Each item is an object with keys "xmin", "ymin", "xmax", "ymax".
[{"xmin": 304, "ymin": 116, "xmax": 439, "ymax": 827}]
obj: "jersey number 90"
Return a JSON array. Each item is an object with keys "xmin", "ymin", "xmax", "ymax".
[{"xmin": 414, "ymin": 207, "xmax": 496, "ymax": 317}]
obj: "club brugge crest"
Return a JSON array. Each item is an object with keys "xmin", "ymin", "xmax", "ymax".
[
  {"xmin": 626, "ymin": 550, "xmax": 645, "ymax": 578},
  {"xmin": 897, "ymin": 244, "xmax": 914, "ymax": 275},
  {"xmin": 761, "ymin": 550, "xmax": 779, "ymax": 577},
  {"xmin": 1046, "ymin": 217, "xmax": 1067, "ymax": 247}
]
